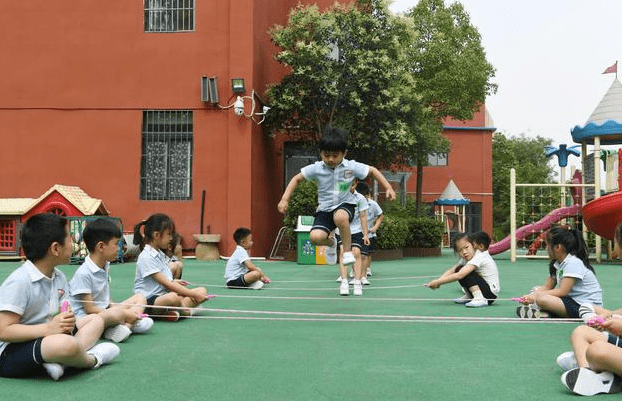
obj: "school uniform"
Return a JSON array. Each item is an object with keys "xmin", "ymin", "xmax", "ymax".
[
  {"xmin": 69, "ymin": 255, "xmax": 111, "ymax": 318},
  {"xmin": 0, "ymin": 261, "xmax": 69, "ymax": 376},
  {"xmin": 134, "ymin": 244, "xmax": 172, "ymax": 301}
]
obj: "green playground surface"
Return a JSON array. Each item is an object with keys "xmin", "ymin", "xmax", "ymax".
[{"xmin": 1, "ymin": 250, "xmax": 622, "ymax": 401}]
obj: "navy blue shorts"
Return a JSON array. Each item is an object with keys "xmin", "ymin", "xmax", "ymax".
[
  {"xmin": 312, "ymin": 203, "xmax": 356, "ymax": 233},
  {"xmin": 226, "ymin": 275, "xmax": 249, "ymax": 289},
  {"xmin": 0, "ymin": 338, "xmax": 45, "ymax": 378},
  {"xmin": 560, "ymin": 296, "xmax": 581, "ymax": 319},
  {"xmin": 363, "ymin": 237, "xmax": 376, "ymax": 254},
  {"xmin": 608, "ymin": 333, "xmax": 622, "ymax": 348},
  {"xmin": 351, "ymin": 232, "xmax": 368, "ymax": 254}
]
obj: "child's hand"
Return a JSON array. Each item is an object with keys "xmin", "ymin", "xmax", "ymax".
[
  {"xmin": 520, "ymin": 294, "xmax": 535, "ymax": 304},
  {"xmin": 598, "ymin": 318, "xmax": 622, "ymax": 335},
  {"xmin": 190, "ymin": 287, "xmax": 208, "ymax": 303},
  {"xmin": 424, "ymin": 280, "xmax": 440, "ymax": 290},
  {"xmin": 278, "ymin": 199, "xmax": 289, "ymax": 214},
  {"xmin": 363, "ymin": 235, "xmax": 370, "ymax": 246},
  {"xmin": 174, "ymin": 279, "xmax": 189, "ymax": 286},
  {"xmin": 386, "ymin": 188, "xmax": 396, "ymax": 201},
  {"xmin": 49, "ymin": 311, "xmax": 76, "ymax": 335}
]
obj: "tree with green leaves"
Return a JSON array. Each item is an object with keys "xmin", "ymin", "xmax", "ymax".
[
  {"xmin": 265, "ymin": 0, "xmax": 418, "ymax": 168},
  {"xmin": 403, "ymin": 0, "xmax": 497, "ymax": 214},
  {"xmin": 492, "ymin": 133, "xmax": 555, "ymax": 240}
]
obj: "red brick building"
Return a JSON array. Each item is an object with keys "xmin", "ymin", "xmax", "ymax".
[{"xmin": 0, "ymin": 1, "xmax": 492, "ymax": 256}]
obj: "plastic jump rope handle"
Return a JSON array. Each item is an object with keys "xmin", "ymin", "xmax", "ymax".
[{"xmin": 61, "ymin": 300, "xmax": 69, "ymax": 313}]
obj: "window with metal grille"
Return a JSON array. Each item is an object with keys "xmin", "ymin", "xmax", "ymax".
[
  {"xmin": 144, "ymin": 0, "xmax": 194, "ymax": 33},
  {"xmin": 140, "ymin": 111, "xmax": 193, "ymax": 201},
  {"xmin": 0, "ymin": 219, "xmax": 17, "ymax": 253},
  {"xmin": 427, "ymin": 152, "xmax": 448, "ymax": 166}
]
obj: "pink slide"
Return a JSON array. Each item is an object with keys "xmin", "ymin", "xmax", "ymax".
[{"xmin": 489, "ymin": 204, "xmax": 581, "ymax": 255}]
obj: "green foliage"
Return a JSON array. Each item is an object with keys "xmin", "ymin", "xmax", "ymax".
[
  {"xmin": 283, "ymin": 180, "xmax": 318, "ymax": 244},
  {"xmin": 375, "ymin": 215, "xmax": 409, "ymax": 249},
  {"xmin": 406, "ymin": 217, "xmax": 444, "ymax": 248},
  {"xmin": 377, "ymin": 197, "xmax": 442, "ymax": 248},
  {"xmin": 492, "ymin": 133, "xmax": 555, "ymax": 240}
]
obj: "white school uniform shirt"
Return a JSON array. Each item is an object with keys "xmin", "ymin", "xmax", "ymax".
[
  {"xmin": 224, "ymin": 245, "xmax": 251, "ymax": 282},
  {"xmin": 0, "ymin": 260, "xmax": 69, "ymax": 355},
  {"xmin": 134, "ymin": 244, "xmax": 173, "ymax": 298},
  {"xmin": 458, "ymin": 250, "xmax": 500, "ymax": 295},
  {"xmin": 68, "ymin": 255, "xmax": 111, "ymax": 318},
  {"xmin": 553, "ymin": 254, "xmax": 602, "ymax": 306},
  {"xmin": 301, "ymin": 159, "xmax": 370, "ymax": 212},
  {"xmin": 349, "ymin": 192, "xmax": 369, "ymax": 235},
  {"xmin": 366, "ymin": 199, "xmax": 383, "ymax": 239}
]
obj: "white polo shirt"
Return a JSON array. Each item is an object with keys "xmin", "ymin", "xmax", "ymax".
[
  {"xmin": 224, "ymin": 245, "xmax": 251, "ymax": 282},
  {"xmin": 301, "ymin": 159, "xmax": 370, "ymax": 212},
  {"xmin": 0, "ymin": 260, "xmax": 69, "ymax": 354},
  {"xmin": 134, "ymin": 244, "xmax": 172, "ymax": 298},
  {"xmin": 69, "ymin": 255, "xmax": 111, "ymax": 318}
]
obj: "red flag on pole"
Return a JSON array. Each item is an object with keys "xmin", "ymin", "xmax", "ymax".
[{"xmin": 603, "ymin": 62, "xmax": 617, "ymax": 74}]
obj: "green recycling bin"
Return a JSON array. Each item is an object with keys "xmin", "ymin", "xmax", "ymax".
[{"xmin": 295, "ymin": 216, "xmax": 317, "ymax": 264}]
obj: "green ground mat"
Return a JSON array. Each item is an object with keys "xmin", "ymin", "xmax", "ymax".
[{"xmin": 1, "ymin": 250, "xmax": 621, "ymax": 401}]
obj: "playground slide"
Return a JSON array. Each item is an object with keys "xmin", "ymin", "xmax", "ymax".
[
  {"xmin": 489, "ymin": 204, "xmax": 581, "ymax": 255},
  {"xmin": 581, "ymin": 191, "xmax": 622, "ymax": 241}
]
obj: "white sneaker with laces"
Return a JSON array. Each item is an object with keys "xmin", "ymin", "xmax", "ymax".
[
  {"xmin": 103, "ymin": 324, "xmax": 131, "ymax": 343},
  {"xmin": 339, "ymin": 279, "xmax": 349, "ymax": 296},
  {"xmin": 87, "ymin": 343, "xmax": 120, "ymax": 369},
  {"xmin": 353, "ymin": 280, "xmax": 363, "ymax": 296},
  {"xmin": 465, "ymin": 298, "xmax": 487, "ymax": 308},
  {"xmin": 336, "ymin": 276, "xmax": 343, "ymax": 282},
  {"xmin": 562, "ymin": 367, "xmax": 622, "ymax": 396},
  {"xmin": 366, "ymin": 268, "xmax": 372, "ymax": 277},
  {"xmin": 342, "ymin": 252, "xmax": 356, "ymax": 267},
  {"xmin": 43, "ymin": 363, "xmax": 64, "ymax": 381},
  {"xmin": 131, "ymin": 317, "xmax": 154, "ymax": 334},
  {"xmin": 360, "ymin": 277, "xmax": 370, "ymax": 285},
  {"xmin": 557, "ymin": 351, "xmax": 578, "ymax": 371}
]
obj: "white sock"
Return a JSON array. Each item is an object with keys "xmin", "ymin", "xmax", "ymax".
[{"xmin": 472, "ymin": 290, "xmax": 485, "ymax": 300}]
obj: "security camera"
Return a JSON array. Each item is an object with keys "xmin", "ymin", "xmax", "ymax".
[{"xmin": 234, "ymin": 96, "xmax": 244, "ymax": 116}]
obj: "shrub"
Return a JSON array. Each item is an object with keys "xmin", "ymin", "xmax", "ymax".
[
  {"xmin": 375, "ymin": 215, "xmax": 409, "ymax": 249},
  {"xmin": 405, "ymin": 217, "xmax": 444, "ymax": 248}
]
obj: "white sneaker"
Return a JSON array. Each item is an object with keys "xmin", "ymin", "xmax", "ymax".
[
  {"xmin": 465, "ymin": 298, "xmax": 488, "ymax": 308},
  {"xmin": 339, "ymin": 280, "xmax": 349, "ymax": 296},
  {"xmin": 360, "ymin": 277, "xmax": 370, "ymax": 285},
  {"xmin": 249, "ymin": 280, "xmax": 264, "ymax": 290},
  {"xmin": 348, "ymin": 278, "xmax": 355, "ymax": 285},
  {"xmin": 579, "ymin": 303, "xmax": 597, "ymax": 323},
  {"xmin": 131, "ymin": 317, "xmax": 154, "ymax": 334},
  {"xmin": 562, "ymin": 367, "xmax": 622, "ymax": 396},
  {"xmin": 336, "ymin": 276, "xmax": 343, "ymax": 282},
  {"xmin": 342, "ymin": 252, "xmax": 356, "ymax": 267},
  {"xmin": 557, "ymin": 351, "xmax": 578, "ymax": 371},
  {"xmin": 103, "ymin": 324, "xmax": 131, "ymax": 343},
  {"xmin": 43, "ymin": 363, "xmax": 64, "ymax": 381},
  {"xmin": 353, "ymin": 280, "xmax": 363, "ymax": 296},
  {"xmin": 87, "ymin": 343, "xmax": 120, "ymax": 369},
  {"xmin": 349, "ymin": 270, "xmax": 355, "ymax": 279},
  {"xmin": 453, "ymin": 294, "xmax": 473, "ymax": 304},
  {"xmin": 366, "ymin": 268, "xmax": 372, "ymax": 276}
]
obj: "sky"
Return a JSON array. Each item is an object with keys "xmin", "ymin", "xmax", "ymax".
[{"xmin": 388, "ymin": 0, "xmax": 622, "ymax": 162}]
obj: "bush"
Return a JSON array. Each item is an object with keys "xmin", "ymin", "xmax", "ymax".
[
  {"xmin": 375, "ymin": 216, "xmax": 409, "ymax": 249},
  {"xmin": 283, "ymin": 180, "xmax": 318, "ymax": 246},
  {"xmin": 406, "ymin": 217, "xmax": 444, "ymax": 248}
]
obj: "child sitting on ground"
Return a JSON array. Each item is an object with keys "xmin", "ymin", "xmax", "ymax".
[
  {"xmin": 516, "ymin": 226, "xmax": 602, "ymax": 319},
  {"xmin": 424, "ymin": 231, "xmax": 500, "ymax": 307},
  {"xmin": 556, "ymin": 222, "xmax": 622, "ymax": 396},
  {"xmin": 134, "ymin": 213, "xmax": 209, "ymax": 321},
  {"xmin": 224, "ymin": 227, "xmax": 270, "ymax": 289},
  {"xmin": 0, "ymin": 213, "xmax": 119, "ymax": 381},
  {"xmin": 69, "ymin": 218, "xmax": 154, "ymax": 343}
]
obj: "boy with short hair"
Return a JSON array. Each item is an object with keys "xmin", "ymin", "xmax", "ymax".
[
  {"xmin": 224, "ymin": 227, "xmax": 270, "ymax": 289},
  {"xmin": 0, "ymin": 213, "xmax": 119, "ymax": 381},
  {"xmin": 278, "ymin": 126, "xmax": 396, "ymax": 269},
  {"xmin": 69, "ymin": 218, "xmax": 154, "ymax": 343}
]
